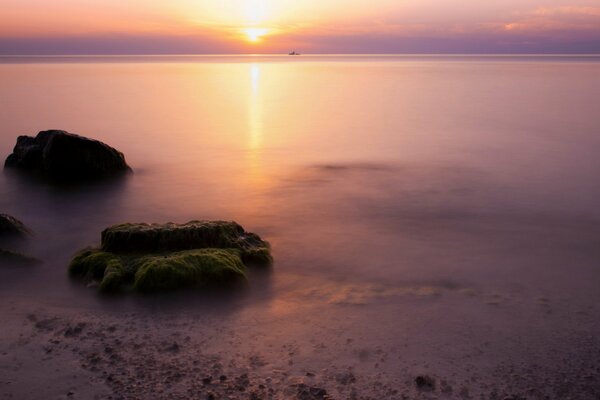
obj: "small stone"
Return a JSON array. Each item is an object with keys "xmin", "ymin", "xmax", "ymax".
[
  {"xmin": 165, "ymin": 342, "xmax": 180, "ymax": 353},
  {"xmin": 415, "ymin": 375, "xmax": 435, "ymax": 391},
  {"xmin": 64, "ymin": 323, "xmax": 85, "ymax": 337},
  {"xmin": 310, "ymin": 387, "xmax": 327, "ymax": 397},
  {"xmin": 335, "ymin": 371, "xmax": 356, "ymax": 385}
]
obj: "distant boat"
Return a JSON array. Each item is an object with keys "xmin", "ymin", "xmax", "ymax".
[{"xmin": 288, "ymin": 51, "xmax": 301, "ymax": 56}]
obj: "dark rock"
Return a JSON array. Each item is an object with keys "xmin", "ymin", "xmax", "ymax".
[
  {"xmin": 335, "ymin": 371, "xmax": 356, "ymax": 385},
  {"xmin": 64, "ymin": 323, "xmax": 86, "ymax": 337},
  {"xmin": 33, "ymin": 317, "xmax": 60, "ymax": 332},
  {"xmin": 249, "ymin": 392, "xmax": 262, "ymax": 400},
  {"xmin": 309, "ymin": 387, "xmax": 328, "ymax": 398},
  {"xmin": 0, "ymin": 214, "xmax": 32, "ymax": 239},
  {"xmin": 4, "ymin": 130, "xmax": 131, "ymax": 181},
  {"xmin": 415, "ymin": 375, "xmax": 435, "ymax": 391},
  {"xmin": 235, "ymin": 373, "xmax": 250, "ymax": 388},
  {"xmin": 164, "ymin": 342, "xmax": 180, "ymax": 353},
  {"xmin": 294, "ymin": 383, "xmax": 328, "ymax": 400},
  {"xmin": 0, "ymin": 248, "xmax": 40, "ymax": 266},
  {"xmin": 0, "ymin": 214, "xmax": 37, "ymax": 265}
]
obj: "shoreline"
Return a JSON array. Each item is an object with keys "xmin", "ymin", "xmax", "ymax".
[{"xmin": 1, "ymin": 279, "xmax": 598, "ymax": 399}]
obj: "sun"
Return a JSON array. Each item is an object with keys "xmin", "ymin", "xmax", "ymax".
[{"xmin": 244, "ymin": 27, "xmax": 269, "ymax": 43}]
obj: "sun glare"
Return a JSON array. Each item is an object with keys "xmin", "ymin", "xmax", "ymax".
[
  {"xmin": 244, "ymin": 0, "xmax": 267, "ymax": 25},
  {"xmin": 244, "ymin": 27, "xmax": 269, "ymax": 42}
]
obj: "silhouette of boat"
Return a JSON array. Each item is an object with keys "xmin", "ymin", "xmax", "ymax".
[{"xmin": 288, "ymin": 51, "xmax": 301, "ymax": 55}]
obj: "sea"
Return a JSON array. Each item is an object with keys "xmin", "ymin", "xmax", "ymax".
[{"xmin": 1, "ymin": 55, "xmax": 599, "ymax": 398}]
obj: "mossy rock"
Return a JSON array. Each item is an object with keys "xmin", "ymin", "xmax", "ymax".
[
  {"xmin": 69, "ymin": 221, "xmax": 272, "ymax": 293},
  {"xmin": 100, "ymin": 220, "xmax": 269, "ymax": 257},
  {"xmin": 69, "ymin": 248, "xmax": 247, "ymax": 293},
  {"xmin": 241, "ymin": 247, "xmax": 274, "ymax": 265},
  {"xmin": 133, "ymin": 249, "xmax": 247, "ymax": 292},
  {"xmin": 69, "ymin": 248, "xmax": 123, "ymax": 282}
]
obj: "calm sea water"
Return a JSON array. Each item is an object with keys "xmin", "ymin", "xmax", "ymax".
[
  {"xmin": 1, "ymin": 55, "xmax": 600, "ymax": 397},
  {"xmin": 0, "ymin": 55, "xmax": 599, "ymax": 338}
]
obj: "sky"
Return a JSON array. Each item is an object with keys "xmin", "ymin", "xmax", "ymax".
[{"xmin": 1, "ymin": 0, "xmax": 599, "ymax": 54}]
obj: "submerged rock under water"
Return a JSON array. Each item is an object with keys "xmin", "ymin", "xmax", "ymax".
[
  {"xmin": 0, "ymin": 213, "xmax": 32, "ymax": 239},
  {"xmin": 69, "ymin": 220, "xmax": 272, "ymax": 293},
  {"xmin": 0, "ymin": 248, "xmax": 40, "ymax": 266},
  {"xmin": 0, "ymin": 213, "xmax": 38, "ymax": 266}
]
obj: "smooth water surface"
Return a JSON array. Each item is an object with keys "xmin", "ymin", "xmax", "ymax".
[{"xmin": 1, "ymin": 55, "xmax": 599, "ymax": 397}]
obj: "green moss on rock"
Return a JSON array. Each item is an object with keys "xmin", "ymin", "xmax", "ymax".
[
  {"xmin": 70, "ymin": 248, "xmax": 248, "ymax": 293},
  {"xmin": 99, "ymin": 259, "xmax": 127, "ymax": 292},
  {"xmin": 133, "ymin": 249, "xmax": 247, "ymax": 292},
  {"xmin": 100, "ymin": 220, "xmax": 269, "ymax": 254},
  {"xmin": 241, "ymin": 247, "xmax": 273, "ymax": 265},
  {"xmin": 69, "ymin": 248, "xmax": 121, "ymax": 281},
  {"xmin": 69, "ymin": 220, "xmax": 272, "ymax": 293}
]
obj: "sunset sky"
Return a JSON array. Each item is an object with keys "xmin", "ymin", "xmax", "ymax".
[{"xmin": 1, "ymin": 0, "xmax": 599, "ymax": 54}]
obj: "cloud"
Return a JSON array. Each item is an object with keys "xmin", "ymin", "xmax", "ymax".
[
  {"xmin": 1, "ymin": 3, "xmax": 599, "ymax": 54},
  {"xmin": 501, "ymin": 6, "xmax": 600, "ymax": 33},
  {"xmin": 0, "ymin": 33, "xmax": 240, "ymax": 55},
  {"xmin": 532, "ymin": 6, "xmax": 600, "ymax": 17}
]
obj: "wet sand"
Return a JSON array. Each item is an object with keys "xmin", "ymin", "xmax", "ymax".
[{"xmin": 1, "ymin": 277, "xmax": 599, "ymax": 400}]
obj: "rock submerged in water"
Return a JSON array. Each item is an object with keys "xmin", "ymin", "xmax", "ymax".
[
  {"xmin": 4, "ymin": 130, "xmax": 131, "ymax": 181},
  {"xmin": 0, "ymin": 214, "xmax": 38, "ymax": 266},
  {"xmin": 69, "ymin": 221, "xmax": 272, "ymax": 293},
  {"xmin": 71, "ymin": 248, "xmax": 248, "ymax": 293},
  {"xmin": 101, "ymin": 220, "xmax": 273, "ymax": 264},
  {"xmin": 0, "ymin": 248, "xmax": 40, "ymax": 266},
  {"xmin": 0, "ymin": 213, "xmax": 32, "ymax": 239}
]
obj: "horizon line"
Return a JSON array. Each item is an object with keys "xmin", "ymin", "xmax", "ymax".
[{"xmin": 2, "ymin": 53, "xmax": 600, "ymax": 57}]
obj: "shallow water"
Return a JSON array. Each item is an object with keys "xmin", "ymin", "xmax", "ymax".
[{"xmin": 1, "ymin": 55, "xmax": 599, "ymax": 398}]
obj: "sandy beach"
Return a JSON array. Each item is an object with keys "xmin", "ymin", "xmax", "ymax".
[{"xmin": 1, "ymin": 271, "xmax": 599, "ymax": 400}]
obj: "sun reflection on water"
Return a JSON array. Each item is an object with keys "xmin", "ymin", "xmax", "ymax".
[
  {"xmin": 248, "ymin": 63, "xmax": 262, "ymax": 151},
  {"xmin": 240, "ymin": 62, "xmax": 271, "ymax": 213}
]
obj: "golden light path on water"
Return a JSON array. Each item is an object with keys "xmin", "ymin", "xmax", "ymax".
[
  {"xmin": 240, "ymin": 62, "xmax": 271, "ymax": 214},
  {"xmin": 249, "ymin": 63, "xmax": 262, "ymax": 151}
]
